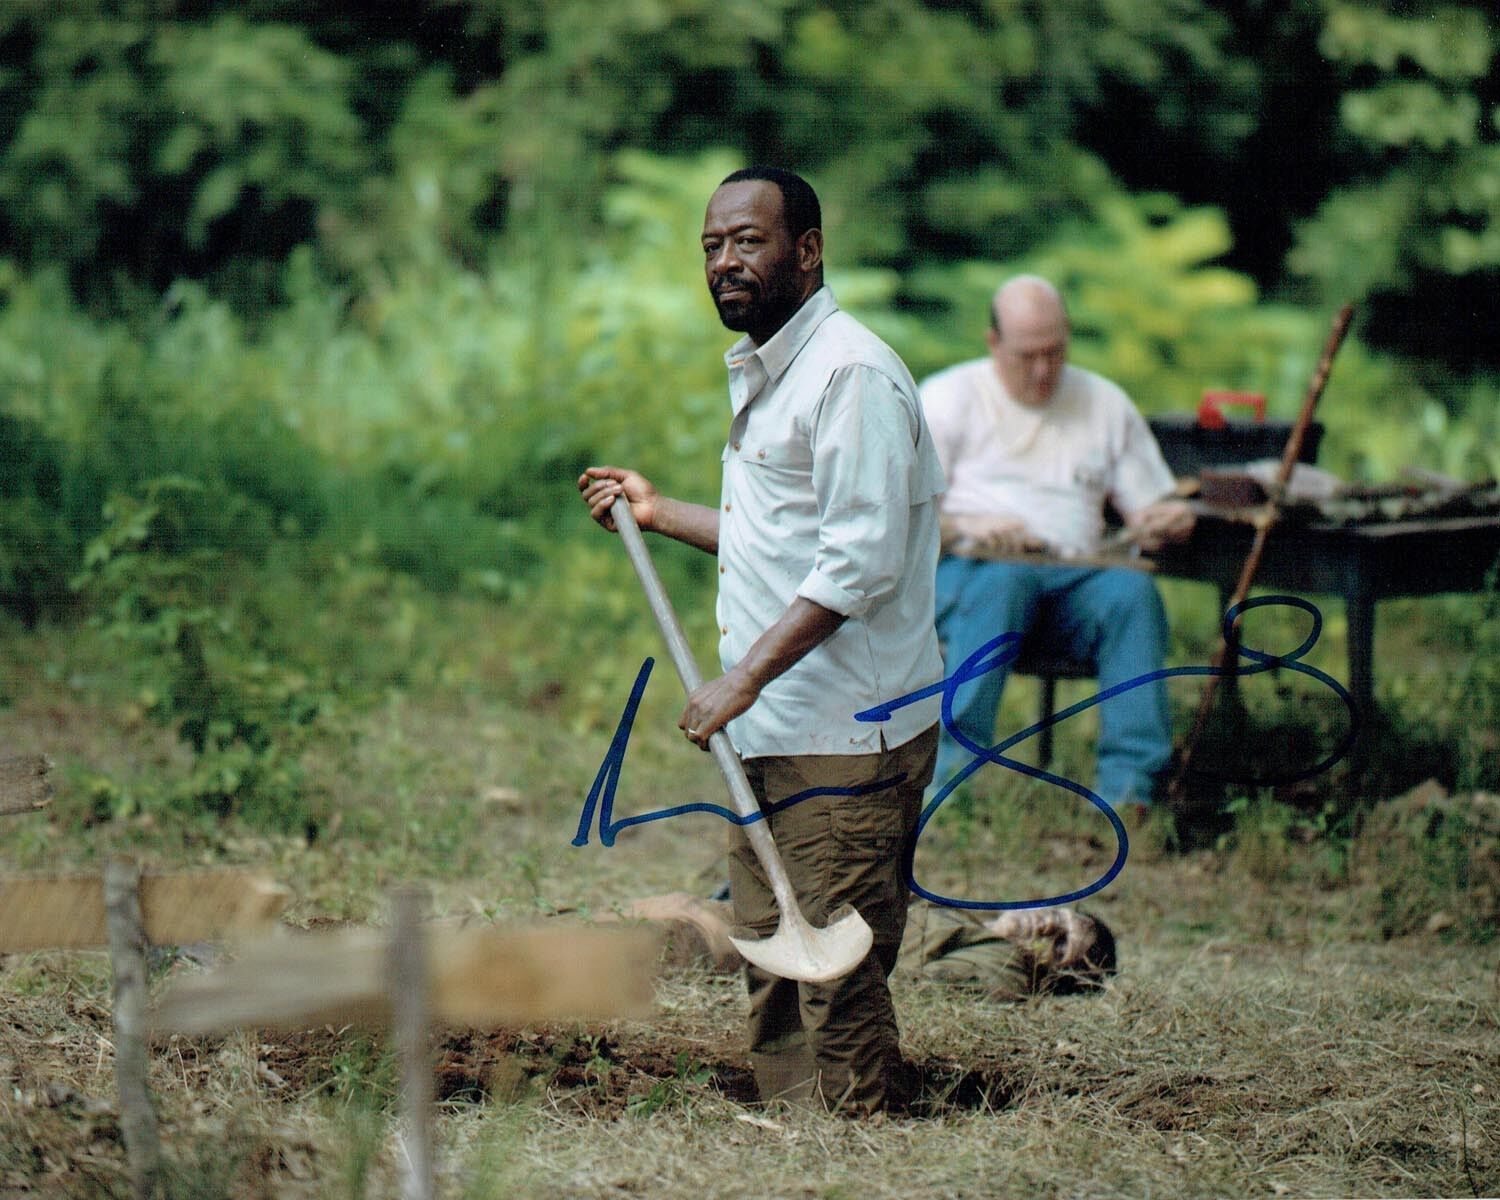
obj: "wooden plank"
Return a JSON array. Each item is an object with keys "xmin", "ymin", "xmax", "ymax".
[
  {"xmin": 0, "ymin": 753, "xmax": 52, "ymax": 815},
  {"xmin": 104, "ymin": 861, "xmax": 162, "ymax": 1200},
  {"xmin": 955, "ymin": 547, "xmax": 1158, "ymax": 574},
  {"xmin": 152, "ymin": 922, "xmax": 661, "ymax": 1034},
  {"xmin": 0, "ymin": 869, "xmax": 291, "ymax": 952}
]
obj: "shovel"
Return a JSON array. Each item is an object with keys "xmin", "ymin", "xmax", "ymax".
[{"xmin": 608, "ymin": 497, "xmax": 873, "ymax": 984}]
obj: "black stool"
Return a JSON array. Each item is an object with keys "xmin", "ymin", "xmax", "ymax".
[{"xmin": 1010, "ymin": 641, "xmax": 1098, "ymax": 770}]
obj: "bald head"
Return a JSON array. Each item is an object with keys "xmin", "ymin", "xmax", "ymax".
[{"xmin": 986, "ymin": 275, "xmax": 1070, "ymax": 406}]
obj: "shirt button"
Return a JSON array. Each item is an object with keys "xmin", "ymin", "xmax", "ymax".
[
  {"xmin": 719, "ymin": 565, "xmax": 726, "ymax": 574},
  {"xmin": 732, "ymin": 442, "xmax": 741, "ymax": 451},
  {"xmin": 721, "ymin": 626, "xmax": 728, "ymax": 635},
  {"xmin": 723, "ymin": 503, "xmax": 731, "ymax": 512},
  {"xmin": 757, "ymin": 449, "xmax": 766, "ymax": 459}
]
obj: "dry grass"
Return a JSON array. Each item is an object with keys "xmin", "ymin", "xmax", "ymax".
[{"xmin": 1, "ymin": 619, "xmax": 1497, "ymax": 1198}]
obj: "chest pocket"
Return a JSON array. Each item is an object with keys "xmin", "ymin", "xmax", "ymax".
[
  {"xmin": 740, "ymin": 434, "xmax": 814, "ymax": 476},
  {"xmin": 1071, "ymin": 460, "xmax": 1109, "ymax": 494}
]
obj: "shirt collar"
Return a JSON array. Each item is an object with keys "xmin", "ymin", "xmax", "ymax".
[{"xmin": 722, "ymin": 285, "xmax": 839, "ymax": 383}]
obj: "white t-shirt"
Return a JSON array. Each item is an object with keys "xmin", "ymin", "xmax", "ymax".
[{"xmin": 919, "ymin": 358, "xmax": 1175, "ymax": 559}]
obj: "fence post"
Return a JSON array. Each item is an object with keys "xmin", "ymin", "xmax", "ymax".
[
  {"xmin": 104, "ymin": 858, "xmax": 162, "ymax": 1199},
  {"xmin": 389, "ymin": 888, "xmax": 434, "ymax": 1200}
]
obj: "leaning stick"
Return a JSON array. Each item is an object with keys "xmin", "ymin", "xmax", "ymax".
[{"xmin": 1167, "ymin": 304, "xmax": 1354, "ymax": 808}]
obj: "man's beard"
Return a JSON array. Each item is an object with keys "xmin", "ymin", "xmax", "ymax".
[{"xmin": 711, "ymin": 275, "xmax": 802, "ymax": 335}]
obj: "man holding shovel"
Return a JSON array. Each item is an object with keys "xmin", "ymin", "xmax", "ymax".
[{"xmin": 579, "ymin": 166, "xmax": 945, "ymax": 1113}]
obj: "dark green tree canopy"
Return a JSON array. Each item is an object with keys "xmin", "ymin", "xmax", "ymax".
[{"xmin": 0, "ymin": 0, "xmax": 1493, "ymax": 366}]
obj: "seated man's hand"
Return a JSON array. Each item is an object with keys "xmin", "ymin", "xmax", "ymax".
[
  {"xmin": 943, "ymin": 513, "xmax": 1049, "ymax": 559},
  {"xmin": 1125, "ymin": 499, "xmax": 1195, "ymax": 552}
]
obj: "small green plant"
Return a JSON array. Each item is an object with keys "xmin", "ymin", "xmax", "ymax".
[
  {"xmin": 319, "ymin": 1037, "xmax": 398, "ymax": 1200},
  {"xmin": 1224, "ymin": 792, "xmax": 1296, "ymax": 883},
  {"xmin": 0, "ymin": 412, "xmax": 83, "ymax": 625},
  {"xmin": 579, "ymin": 1034, "xmax": 613, "ymax": 1090},
  {"xmin": 625, "ymin": 1051, "xmax": 712, "ymax": 1118}
]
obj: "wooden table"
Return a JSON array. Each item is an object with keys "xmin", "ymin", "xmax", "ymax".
[{"xmin": 1152, "ymin": 509, "xmax": 1500, "ymax": 713}]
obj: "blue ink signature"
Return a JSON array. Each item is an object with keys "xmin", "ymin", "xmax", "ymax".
[
  {"xmin": 570, "ymin": 656, "xmax": 905, "ymax": 848},
  {"xmin": 573, "ymin": 596, "xmax": 1358, "ymax": 910}
]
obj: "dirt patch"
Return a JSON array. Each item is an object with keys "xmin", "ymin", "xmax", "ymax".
[
  {"xmin": 900, "ymin": 1055, "xmax": 1017, "ymax": 1115},
  {"xmin": 434, "ymin": 1028, "xmax": 759, "ymax": 1117},
  {"xmin": 430, "ymin": 1028, "xmax": 1017, "ymax": 1118}
]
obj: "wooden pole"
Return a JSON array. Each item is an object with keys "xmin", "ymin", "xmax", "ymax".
[
  {"xmin": 1168, "ymin": 304, "xmax": 1355, "ymax": 810},
  {"xmin": 0, "ymin": 753, "xmax": 52, "ymax": 815},
  {"xmin": 104, "ymin": 859, "xmax": 162, "ymax": 1200},
  {"xmin": 389, "ymin": 888, "xmax": 434, "ymax": 1200}
]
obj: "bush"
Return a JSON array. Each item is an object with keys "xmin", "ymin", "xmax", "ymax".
[
  {"xmin": 73, "ymin": 477, "xmax": 333, "ymax": 831},
  {"xmin": 0, "ymin": 413, "xmax": 77, "ymax": 622}
]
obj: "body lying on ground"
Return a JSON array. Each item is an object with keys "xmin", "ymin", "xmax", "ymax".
[{"xmin": 613, "ymin": 893, "xmax": 1117, "ymax": 1004}]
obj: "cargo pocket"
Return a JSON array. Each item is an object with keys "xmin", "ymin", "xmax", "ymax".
[{"xmin": 829, "ymin": 794, "xmax": 908, "ymax": 863}]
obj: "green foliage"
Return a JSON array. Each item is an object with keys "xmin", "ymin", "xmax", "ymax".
[
  {"xmin": 1454, "ymin": 558, "xmax": 1500, "ymax": 793},
  {"xmin": 320, "ymin": 1036, "xmax": 397, "ymax": 1200},
  {"xmin": 1291, "ymin": 1, "xmax": 1500, "ymax": 331},
  {"xmin": 902, "ymin": 190, "xmax": 1400, "ymax": 455},
  {"xmin": 0, "ymin": 0, "xmax": 1256, "ymax": 305},
  {"xmin": 74, "ymin": 478, "xmax": 330, "ymax": 830},
  {"xmin": 0, "ymin": 3, "xmax": 1494, "ymax": 842},
  {"xmin": 152, "ymin": 17, "xmax": 365, "ymax": 243},
  {"xmin": 625, "ymin": 1051, "xmax": 713, "ymax": 1118},
  {"xmin": 0, "ymin": 412, "xmax": 76, "ymax": 620},
  {"xmin": 0, "ymin": 10, "xmax": 368, "ymax": 301}
]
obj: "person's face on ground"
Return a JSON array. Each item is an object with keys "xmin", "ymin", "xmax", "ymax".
[
  {"xmin": 701, "ymin": 180, "xmax": 815, "ymax": 344},
  {"xmin": 986, "ymin": 285, "xmax": 1070, "ymax": 406}
]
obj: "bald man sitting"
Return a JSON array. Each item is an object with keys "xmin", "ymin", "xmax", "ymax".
[{"xmin": 919, "ymin": 276, "xmax": 1194, "ymax": 813}]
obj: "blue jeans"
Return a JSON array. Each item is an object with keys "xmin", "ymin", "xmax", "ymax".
[{"xmin": 930, "ymin": 558, "xmax": 1173, "ymax": 807}]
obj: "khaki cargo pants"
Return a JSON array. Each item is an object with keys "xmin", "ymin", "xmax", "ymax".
[{"xmin": 728, "ymin": 725, "xmax": 937, "ymax": 1114}]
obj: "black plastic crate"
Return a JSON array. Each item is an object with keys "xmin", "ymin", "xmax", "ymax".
[{"xmin": 1147, "ymin": 414, "xmax": 1325, "ymax": 478}]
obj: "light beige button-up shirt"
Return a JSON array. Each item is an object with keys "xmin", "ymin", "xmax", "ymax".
[{"xmin": 717, "ymin": 287, "xmax": 945, "ymax": 758}]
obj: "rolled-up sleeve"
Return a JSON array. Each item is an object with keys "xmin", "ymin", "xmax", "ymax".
[
  {"xmin": 1111, "ymin": 405, "xmax": 1178, "ymax": 517},
  {"xmin": 795, "ymin": 365, "xmax": 918, "ymax": 619}
]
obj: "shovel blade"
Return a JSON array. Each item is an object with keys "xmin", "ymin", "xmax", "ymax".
[{"xmin": 728, "ymin": 904, "xmax": 873, "ymax": 983}]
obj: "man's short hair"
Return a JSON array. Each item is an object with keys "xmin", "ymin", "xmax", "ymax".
[{"xmin": 719, "ymin": 166, "xmax": 821, "ymax": 239}]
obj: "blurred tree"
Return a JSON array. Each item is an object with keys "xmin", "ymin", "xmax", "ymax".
[
  {"xmin": 0, "ymin": 0, "xmax": 1495, "ymax": 375},
  {"xmin": 0, "ymin": 0, "xmax": 1259, "ymax": 304},
  {"xmin": 1288, "ymin": 1, "xmax": 1500, "ymax": 365},
  {"xmin": 0, "ymin": 6, "xmax": 368, "ymax": 306}
]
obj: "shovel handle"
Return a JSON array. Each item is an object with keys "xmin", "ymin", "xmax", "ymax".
[{"xmin": 609, "ymin": 499, "xmax": 802, "ymax": 914}]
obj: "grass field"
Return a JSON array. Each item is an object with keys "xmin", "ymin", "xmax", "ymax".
[{"xmin": 1, "ymin": 605, "xmax": 1496, "ymax": 1199}]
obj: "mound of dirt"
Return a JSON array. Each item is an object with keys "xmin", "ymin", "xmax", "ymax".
[{"xmin": 1353, "ymin": 779, "xmax": 1500, "ymax": 940}]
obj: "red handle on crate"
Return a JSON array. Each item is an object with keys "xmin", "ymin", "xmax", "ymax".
[{"xmin": 1197, "ymin": 391, "xmax": 1266, "ymax": 430}]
